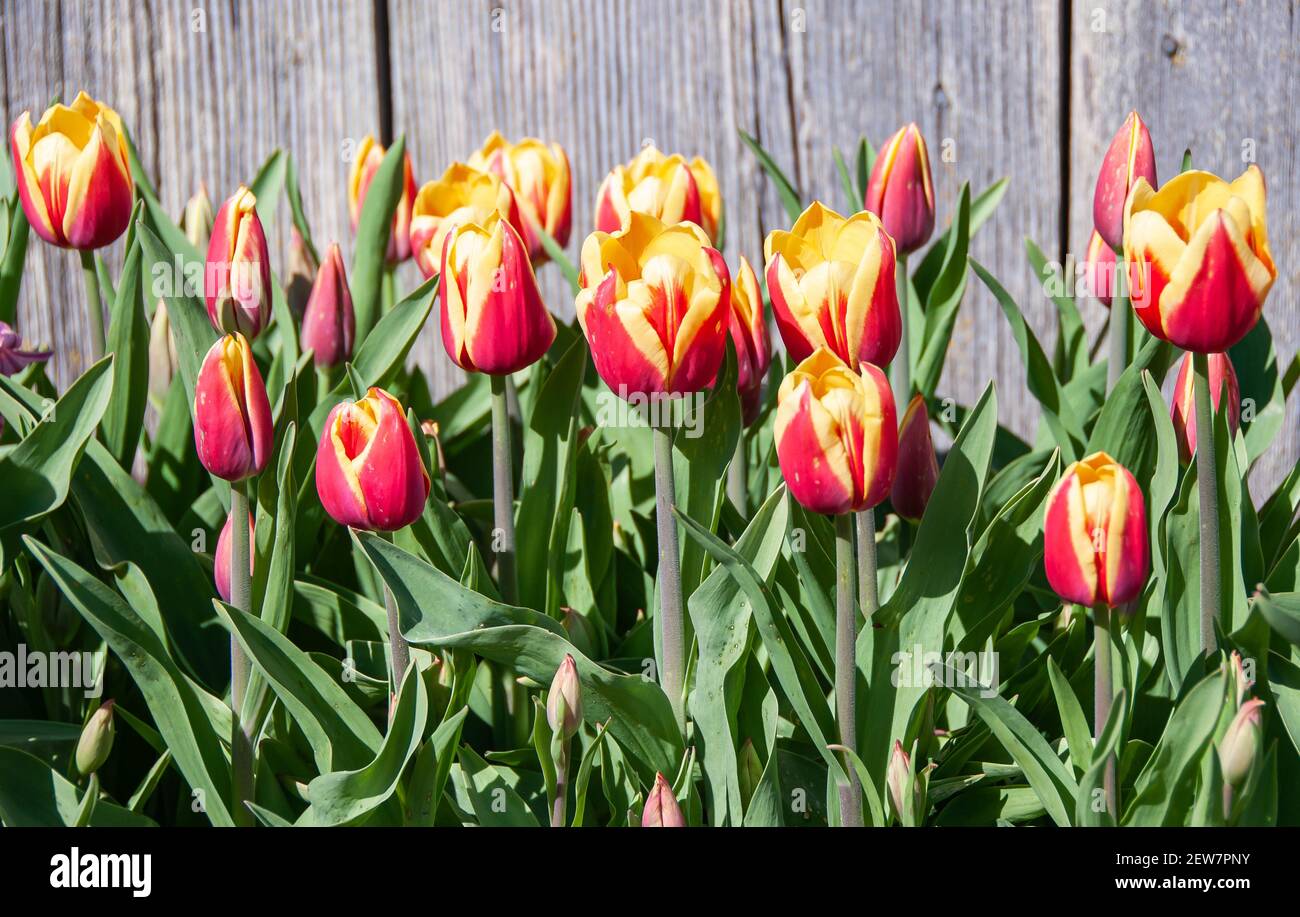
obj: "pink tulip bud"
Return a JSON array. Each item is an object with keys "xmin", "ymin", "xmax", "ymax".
[
  {"xmin": 864, "ymin": 123, "xmax": 935, "ymax": 255},
  {"xmin": 886, "ymin": 740, "xmax": 912, "ymax": 821},
  {"xmin": 546, "ymin": 654, "xmax": 583, "ymax": 740},
  {"xmin": 891, "ymin": 394, "xmax": 939, "ymax": 521},
  {"xmin": 214, "ymin": 510, "xmax": 255, "ymax": 603},
  {"xmin": 301, "ymin": 243, "xmax": 356, "ymax": 368},
  {"xmin": 0, "ymin": 321, "xmax": 52, "ymax": 375},
  {"xmin": 182, "ymin": 183, "xmax": 215, "ymax": 250},
  {"xmin": 193, "ymin": 333, "xmax": 273, "ymax": 482},
  {"xmin": 1218, "ymin": 698, "xmax": 1264, "ymax": 786},
  {"xmin": 1093, "ymin": 111, "xmax": 1156, "ymax": 252},
  {"xmin": 206, "ymin": 186, "xmax": 272, "ymax": 338},
  {"xmin": 727, "ymin": 256, "xmax": 771, "ymax": 427},
  {"xmin": 641, "ymin": 772, "xmax": 685, "ymax": 827},
  {"xmin": 1170, "ymin": 351, "xmax": 1240, "ymax": 464}
]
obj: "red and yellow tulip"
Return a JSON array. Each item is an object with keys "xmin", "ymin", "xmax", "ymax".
[
  {"xmin": 864, "ymin": 123, "xmax": 935, "ymax": 255},
  {"xmin": 1170, "ymin": 351, "xmax": 1240, "ymax": 464},
  {"xmin": 594, "ymin": 146, "xmax": 721, "ymax": 243},
  {"xmin": 440, "ymin": 212, "xmax": 556, "ymax": 375},
  {"xmin": 316, "ymin": 387, "xmax": 431, "ymax": 532},
  {"xmin": 193, "ymin": 333, "xmax": 273, "ymax": 482},
  {"xmin": 214, "ymin": 510, "xmax": 255, "ymax": 603},
  {"xmin": 1043, "ymin": 452, "xmax": 1148, "ymax": 608},
  {"xmin": 764, "ymin": 202, "xmax": 900, "ymax": 369},
  {"xmin": 576, "ymin": 212, "xmax": 730, "ymax": 399},
  {"xmin": 1124, "ymin": 165, "xmax": 1275, "ymax": 353},
  {"xmin": 891, "ymin": 393, "xmax": 939, "ymax": 521},
  {"xmin": 775, "ymin": 348, "xmax": 897, "ymax": 516},
  {"xmin": 409, "ymin": 163, "xmax": 521, "ymax": 280},
  {"xmin": 300, "ymin": 243, "xmax": 355, "ymax": 369},
  {"xmin": 1093, "ymin": 110, "xmax": 1156, "ymax": 253},
  {"xmin": 205, "ymin": 186, "xmax": 272, "ymax": 339},
  {"xmin": 469, "ymin": 131, "xmax": 572, "ymax": 263},
  {"xmin": 727, "ymin": 256, "xmax": 771, "ymax": 426},
  {"xmin": 9, "ymin": 92, "xmax": 134, "ymax": 251},
  {"xmin": 348, "ymin": 135, "xmax": 417, "ymax": 265}
]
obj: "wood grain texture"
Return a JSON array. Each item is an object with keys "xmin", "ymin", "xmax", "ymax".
[{"xmin": 1070, "ymin": 0, "xmax": 1299, "ymax": 494}]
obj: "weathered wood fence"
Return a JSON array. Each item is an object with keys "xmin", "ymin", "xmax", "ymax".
[{"xmin": 4, "ymin": 0, "xmax": 1297, "ymax": 488}]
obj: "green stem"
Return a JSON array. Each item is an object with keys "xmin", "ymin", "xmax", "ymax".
[
  {"xmin": 890, "ymin": 252, "xmax": 910, "ymax": 417},
  {"xmin": 551, "ymin": 743, "xmax": 569, "ymax": 828},
  {"xmin": 490, "ymin": 374, "xmax": 517, "ymax": 603},
  {"xmin": 381, "ymin": 265, "xmax": 397, "ymax": 313},
  {"xmin": 856, "ymin": 511, "xmax": 880, "ymax": 619},
  {"xmin": 79, "ymin": 250, "xmax": 105, "ymax": 364},
  {"xmin": 229, "ymin": 481, "xmax": 254, "ymax": 827},
  {"xmin": 382, "ymin": 581, "xmax": 410, "ymax": 721},
  {"xmin": 1106, "ymin": 263, "xmax": 1129, "ymax": 393},
  {"xmin": 1092, "ymin": 602, "xmax": 1117, "ymax": 820},
  {"xmin": 1192, "ymin": 351, "xmax": 1221, "ymax": 654},
  {"xmin": 835, "ymin": 512, "xmax": 863, "ymax": 827},
  {"xmin": 653, "ymin": 422, "xmax": 686, "ymax": 734},
  {"xmin": 727, "ymin": 433, "xmax": 748, "ymax": 516}
]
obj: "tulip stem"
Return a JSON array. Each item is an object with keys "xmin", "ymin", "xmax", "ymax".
[
  {"xmin": 835, "ymin": 512, "xmax": 863, "ymax": 827},
  {"xmin": 890, "ymin": 253, "xmax": 910, "ymax": 418},
  {"xmin": 551, "ymin": 743, "xmax": 569, "ymax": 828},
  {"xmin": 490, "ymin": 374, "xmax": 517, "ymax": 603},
  {"xmin": 79, "ymin": 250, "xmax": 106, "ymax": 364},
  {"xmin": 228, "ymin": 481, "xmax": 255, "ymax": 827},
  {"xmin": 1106, "ymin": 265, "xmax": 1129, "ymax": 393},
  {"xmin": 652, "ymin": 422, "xmax": 686, "ymax": 735},
  {"xmin": 1192, "ymin": 351, "xmax": 1221, "ymax": 654},
  {"xmin": 1092, "ymin": 602, "xmax": 1118, "ymax": 820},
  {"xmin": 727, "ymin": 433, "xmax": 748, "ymax": 516},
  {"xmin": 856, "ymin": 511, "xmax": 880, "ymax": 620}
]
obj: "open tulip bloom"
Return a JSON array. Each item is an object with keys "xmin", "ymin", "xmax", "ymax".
[
  {"xmin": 470, "ymin": 131, "xmax": 573, "ymax": 264},
  {"xmin": 594, "ymin": 145, "xmax": 722, "ymax": 244},
  {"xmin": 409, "ymin": 162, "xmax": 523, "ymax": 280}
]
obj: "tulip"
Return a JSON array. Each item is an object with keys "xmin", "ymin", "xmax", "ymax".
[
  {"xmin": 864, "ymin": 123, "xmax": 935, "ymax": 255},
  {"xmin": 147, "ymin": 303, "xmax": 180, "ymax": 400},
  {"xmin": 205, "ymin": 186, "xmax": 272, "ymax": 339},
  {"xmin": 193, "ymin": 333, "xmax": 272, "ymax": 483},
  {"xmin": 9, "ymin": 92, "xmax": 133, "ymax": 251},
  {"xmin": 1218, "ymin": 698, "xmax": 1264, "ymax": 787},
  {"xmin": 1083, "ymin": 229, "xmax": 1116, "ymax": 307},
  {"xmin": 182, "ymin": 183, "xmax": 215, "ymax": 249},
  {"xmin": 728, "ymin": 255, "xmax": 771, "ymax": 427},
  {"xmin": 1170, "ymin": 351, "xmax": 1240, "ymax": 464},
  {"xmin": 301, "ymin": 243, "xmax": 356, "ymax": 369},
  {"xmin": 1123, "ymin": 165, "xmax": 1274, "ymax": 354},
  {"xmin": 1093, "ymin": 110, "xmax": 1156, "ymax": 253},
  {"xmin": 1043, "ymin": 451, "xmax": 1148, "ymax": 609},
  {"xmin": 316, "ymin": 387, "xmax": 430, "ymax": 532},
  {"xmin": 348, "ymin": 135, "xmax": 418, "ymax": 265},
  {"xmin": 285, "ymin": 226, "xmax": 320, "ymax": 321},
  {"xmin": 214, "ymin": 510, "xmax": 255, "ymax": 603},
  {"xmin": 775, "ymin": 349, "xmax": 898, "ymax": 517},
  {"xmin": 886, "ymin": 740, "xmax": 914, "ymax": 823},
  {"xmin": 594, "ymin": 146, "xmax": 721, "ymax": 243},
  {"xmin": 409, "ymin": 163, "xmax": 521, "ymax": 279},
  {"xmin": 764, "ymin": 202, "xmax": 900, "ymax": 370},
  {"xmin": 469, "ymin": 131, "xmax": 572, "ymax": 263},
  {"xmin": 440, "ymin": 213, "xmax": 556, "ymax": 375},
  {"xmin": 75, "ymin": 700, "xmax": 116, "ymax": 776},
  {"xmin": 891, "ymin": 394, "xmax": 939, "ymax": 521},
  {"xmin": 1229, "ymin": 651, "xmax": 1253, "ymax": 709},
  {"xmin": 546, "ymin": 654, "xmax": 583, "ymax": 740},
  {"xmin": 0, "ymin": 321, "xmax": 52, "ymax": 375},
  {"xmin": 641, "ymin": 773, "xmax": 685, "ymax": 827},
  {"xmin": 576, "ymin": 212, "xmax": 730, "ymax": 399}
]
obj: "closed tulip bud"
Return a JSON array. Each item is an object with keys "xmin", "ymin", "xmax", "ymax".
[
  {"xmin": 301, "ymin": 243, "xmax": 356, "ymax": 368},
  {"xmin": 75, "ymin": 700, "xmax": 115, "ymax": 776},
  {"xmin": 776, "ymin": 349, "xmax": 897, "ymax": 516},
  {"xmin": 214, "ymin": 510, "xmax": 255, "ymax": 603},
  {"xmin": 864, "ymin": 123, "xmax": 935, "ymax": 255},
  {"xmin": 348, "ymin": 135, "xmax": 418, "ymax": 265},
  {"xmin": 1124, "ymin": 165, "xmax": 1274, "ymax": 353},
  {"xmin": 727, "ymin": 256, "xmax": 771, "ymax": 426},
  {"xmin": 1083, "ymin": 229, "xmax": 1116, "ymax": 307},
  {"xmin": 205, "ymin": 186, "xmax": 272, "ymax": 338},
  {"xmin": 641, "ymin": 772, "xmax": 685, "ymax": 827},
  {"xmin": 594, "ymin": 146, "xmax": 721, "ymax": 243},
  {"xmin": 182, "ymin": 183, "xmax": 215, "ymax": 250},
  {"xmin": 1043, "ymin": 451, "xmax": 1149, "ymax": 608},
  {"xmin": 764, "ymin": 202, "xmax": 900, "ymax": 369},
  {"xmin": 0, "ymin": 321, "xmax": 52, "ymax": 375},
  {"xmin": 409, "ymin": 163, "xmax": 522, "ymax": 279},
  {"xmin": 1229, "ymin": 651, "xmax": 1253, "ymax": 709},
  {"xmin": 285, "ymin": 226, "xmax": 320, "ymax": 321},
  {"xmin": 576, "ymin": 212, "xmax": 730, "ymax": 399},
  {"xmin": 316, "ymin": 387, "xmax": 431, "ymax": 531},
  {"xmin": 737, "ymin": 738, "xmax": 763, "ymax": 809},
  {"xmin": 1093, "ymin": 110, "xmax": 1156, "ymax": 252},
  {"xmin": 469, "ymin": 131, "xmax": 573, "ymax": 263},
  {"xmin": 147, "ymin": 302, "xmax": 179, "ymax": 399},
  {"xmin": 440, "ymin": 213, "xmax": 556, "ymax": 374},
  {"xmin": 886, "ymin": 740, "xmax": 913, "ymax": 821},
  {"xmin": 1217, "ymin": 698, "xmax": 1264, "ymax": 786},
  {"xmin": 1170, "ymin": 351, "xmax": 1240, "ymax": 464},
  {"xmin": 546, "ymin": 654, "xmax": 583, "ymax": 740},
  {"xmin": 891, "ymin": 394, "xmax": 939, "ymax": 521},
  {"xmin": 9, "ymin": 92, "xmax": 133, "ymax": 251},
  {"xmin": 193, "ymin": 333, "xmax": 273, "ymax": 482}
]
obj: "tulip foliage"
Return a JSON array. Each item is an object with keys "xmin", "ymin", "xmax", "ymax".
[{"xmin": 2, "ymin": 100, "xmax": 1299, "ymax": 832}]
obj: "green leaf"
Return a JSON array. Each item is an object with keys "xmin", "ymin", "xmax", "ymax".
[
  {"xmin": 1254, "ymin": 590, "xmax": 1300, "ymax": 647},
  {"xmin": 913, "ymin": 178, "xmax": 1007, "ymax": 303},
  {"xmin": 0, "ymin": 747, "xmax": 156, "ymax": 827},
  {"xmin": 351, "ymin": 135, "xmax": 407, "ymax": 339},
  {"xmin": 456, "ymin": 745, "xmax": 541, "ymax": 826},
  {"xmin": 1048, "ymin": 655, "xmax": 1094, "ymax": 774},
  {"xmin": 532, "ymin": 223, "xmax": 579, "ymax": 293},
  {"xmin": 738, "ymin": 129, "xmax": 803, "ymax": 222},
  {"xmin": 101, "ymin": 221, "xmax": 149, "ymax": 467},
  {"xmin": 1025, "ymin": 237, "xmax": 1088, "ymax": 382},
  {"xmin": 136, "ymin": 217, "xmax": 215, "ymax": 409},
  {"xmin": 0, "ymin": 194, "xmax": 29, "ymax": 325},
  {"xmin": 405, "ymin": 706, "xmax": 469, "ymax": 826},
  {"xmin": 914, "ymin": 185, "xmax": 971, "ymax": 398},
  {"xmin": 832, "ymin": 146, "xmax": 858, "ymax": 211},
  {"xmin": 1230, "ymin": 317, "xmax": 1285, "ymax": 465},
  {"xmin": 23, "ymin": 537, "xmax": 235, "ymax": 826}
]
